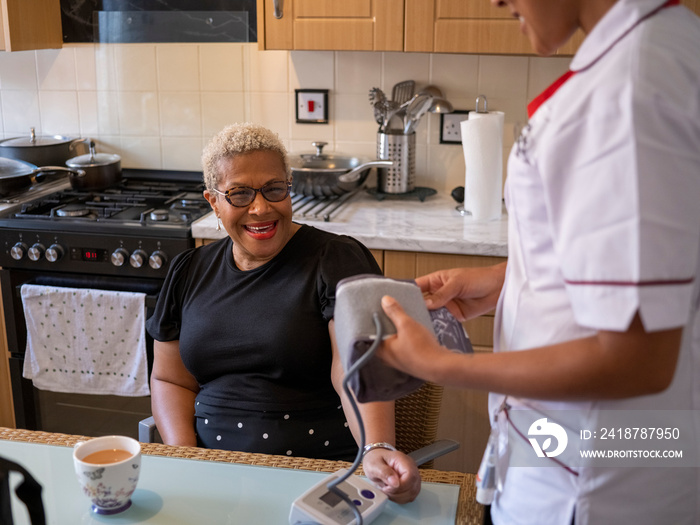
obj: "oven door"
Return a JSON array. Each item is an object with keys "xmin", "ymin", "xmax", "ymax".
[{"xmin": 1, "ymin": 269, "xmax": 161, "ymax": 437}]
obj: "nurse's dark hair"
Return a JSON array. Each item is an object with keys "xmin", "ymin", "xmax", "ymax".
[{"xmin": 201, "ymin": 122, "xmax": 289, "ymax": 192}]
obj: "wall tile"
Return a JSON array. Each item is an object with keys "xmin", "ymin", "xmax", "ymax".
[
  {"xmin": 36, "ymin": 48, "xmax": 77, "ymax": 91},
  {"xmin": 382, "ymin": 52, "xmax": 431, "ymax": 94},
  {"xmin": 0, "ymin": 50, "xmax": 38, "ymax": 90},
  {"xmin": 289, "ymin": 51, "xmax": 334, "ymax": 90},
  {"xmin": 245, "ymin": 45, "xmax": 288, "ymax": 93},
  {"xmin": 248, "ymin": 92, "xmax": 289, "ymax": 139},
  {"xmin": 38, "ymin": 91, "xmax": 80, "ymax": 135},
  {"xmin": 1, "ymin": 91, "xmax": 41, "ymax": 136},
  {"xmin": 200, "ymin": 44, "xmax": 244, "ymax": 92},
  {"xmin": 478, "ymin": 55, "xmax": 528, "ymax": 101},
  {"xmin": 335, "ymin": 93, "xmax": 379, "ymax": 143},
  {"xmin": 201, "ymin": 92, "xmax": 246, "ymax": 137},
  {"xmin": 161, "ymin": 137, "xmax": 203, "ymax": 170},
  {"xmin": 71, "ymin": 45, "xmax": 97, "ymax": 91},
  {"xmin": 114, "ymin": 45, "xmax": 158, "ymax": 92},
  {"xmin": 117, "ymin": 91, "xmax": 160, "ymax": 136},
  {"xmin": 336, "ymin": 51, "xmax": 381, "ymax": 95},
  {"xmin": 94, "ymin": 45, "xmax": 117, "ymax": 92},
  {"xmin": 95, "ymin": 91, "xmax": 120, "ymax": 135},
  {"xmin": 527, "ymin": 56, "xmax": 571, "ymax": 101},
  {"xmin": 430, "ymin": 53, "xmax": 479, "ymax": 101},
  {"xmin": 119, "ymin": 136, "xmax": 162, "ymax": 169},
  {"xmin": 77, "ymin": 91, "xmax": 99, "ymax": 137},
  {"xmin": 157, "ymin": 45, "xmax": 200, "ymax": 92},
  {"xmin": 159, "ymin": 92, "xmax": 202, "ymax": 137}
]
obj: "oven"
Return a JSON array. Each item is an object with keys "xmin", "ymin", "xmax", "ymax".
[{"xmin": 0, "ymin": 169, "xmax": 210, "ymax": 438}]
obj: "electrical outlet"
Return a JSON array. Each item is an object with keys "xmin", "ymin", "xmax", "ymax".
[
  {"xmin": 295, "ymin": 89, "xmax": 329, "ymax": 124},
  {"xmin": 440, "ymin": 110, "xmax": 470, "ymax": 144}
]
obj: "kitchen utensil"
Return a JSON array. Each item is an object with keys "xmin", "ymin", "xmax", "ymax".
[
  {"xmin": 66, "ymin": 141, "xmax": 122, "ymax": 190},
  {"xmin": 376, "ymin": 131, "xmax": 416, "ymax": 194},
  {"xmin": 0, "ymin": 157, "xmax": 84, "ymax": 197},
  {"xmin": 289, "ymin": 142, "xmax": 392, "ymax": 197},
  {"xmin": 391, "ymin": 80, "xmax": 415, "ymax": 104},
  {"xmin": 0, "ymin": 127, "xmax": 89, "ymax": 167},
  {"xmin": 369, "ymin": 87, "xmax": 388, "ymax": 126},
  {"xmin": 403, "ymin": 94, "xmax": 454, "ymax": 134}
]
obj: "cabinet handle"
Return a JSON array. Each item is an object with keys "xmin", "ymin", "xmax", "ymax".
[{"xmin": 273, "ymin": 0, "xmax": 284, "ymax": 19}]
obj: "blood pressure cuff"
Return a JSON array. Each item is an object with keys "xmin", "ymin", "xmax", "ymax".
[{"xmin": 334, "ymin": 275, "xmax": 473, "ymax": 403}]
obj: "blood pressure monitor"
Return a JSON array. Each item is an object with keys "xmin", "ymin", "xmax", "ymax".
[{"xmin": 289, "ymin": 469, "xmax": 388, "ymax": 525}]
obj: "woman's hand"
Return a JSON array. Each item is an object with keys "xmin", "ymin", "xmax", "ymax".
[
  {"xmin": 362, "ymin": 448, "xmax": 421, "ymax": 504},
  {"xmin": 416, "ymin": 263, "xmax": 506, "ymax": 321}
]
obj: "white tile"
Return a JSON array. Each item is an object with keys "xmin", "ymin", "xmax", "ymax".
[
  {"xmin": 119, "ymin": 136, "xmax": 162, "ymax": 169},
  {"xmin": 159, "ymin": 92, "xmax": 202, "ymax": 137},
  {"xmin": 382, "ymin": 52, "xmax": 431, "ymax": 95},
  {"xmin": 72, "ymin": 45, "xmax": 98, "ymax": 91},
  {"xmin": 36, "ymin": 48, "xmax": 77, "ymax": 91},
  {"xmin": 334, "ymin": 141, "xmax": 377, "ymax": 159},
  {"xmin": 245, "ymin": 46, "xmax": 288, "ymax": 93},
  {"xmin": 201, "ymin": 92, "xmax": 246, "ymax": 136},
  {"xmin": 94, "ymin": 45, "xmax": 118, "ymax": 92},
  {"xmin": 477, "ymin": 55, "xmax": 529, "ymax": 101},
  {"xmin": 38, "ymin": 91, "xmax": 80, "ymax": 136},
  {"xmin": 248, "ymin": 92, "xmax": 289, "ymax": 139},
  {"xmin": 336, "ymin": 51, "xmax": 381, "ymax": 95},
  {"xmin": 161, "ymin": 137, "xmax": 204, "ymax": 171},
  {"xmin": 114, "ymin": 45, "xmax": 158, "ymax": 92},
  {"xmin": 335, "ymin": 93, "xmax": 380, "ymax": 142},
  {"xmin": 157, "ymin": 45, "xmax": 199, "ymax": 92},
  {"xmin": 426, "ymin": 144, "xmax": 466, "ymax": 193},
  {"xmin": 77, "ymin": 91, "xmax": 99, "ymax": 137},
  {"xmin": 430, "ymin": 53, "xmax": 479, "ymax": 101},
  {"xmin": 199, "ymin": 44, "xmax": 244, "ymax": 92},
  {"xmin": 1, "ymin": 91, "xmax": 41, "ymax": 136},
  {"xmin": 527, "ymin": 56, "xmax": 571, "ymax": 101},
  {"xmin": 0, "ymin": 50, "xmax": 38, "ymax": 90},
  {"xmin": 289, "ymin": 51, "xmax": 334, "ymax": 90},
  {"xmin": 117, "ymin": 91, "xmax": 160, "ymax": 136},
  {"xmin": 95, "ymin": 91, "xmax": 121, "ymax": 135}
]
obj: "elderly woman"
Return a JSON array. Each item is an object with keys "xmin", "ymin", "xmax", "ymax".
[{"xmin": 146, "ymin": 122, "xmax": 420, "ymax": 502}]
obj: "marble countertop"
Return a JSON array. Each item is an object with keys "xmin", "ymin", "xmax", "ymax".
[{"xmin": 192, "ymin": 189, "xmax": 509, "ymax": 257}]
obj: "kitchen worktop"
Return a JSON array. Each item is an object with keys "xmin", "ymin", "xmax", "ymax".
[{"xmin": 192, "ymin": 190, "xmax": 508, "ymax": 257}]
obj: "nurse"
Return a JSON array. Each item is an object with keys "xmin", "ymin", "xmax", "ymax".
[{"xmin": 377, "ymin": 1, "xmax": 700, "ymax": 524}]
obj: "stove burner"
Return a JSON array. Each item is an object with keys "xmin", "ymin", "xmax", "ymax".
[
  {"xmin": 150, "ymin": 209, "xmax": 170, "ymax": 221},
  {"xmin": 367, "ymin": 186, "xmax": 437, "ymax": 202},
  {"xmin": 56, "ymin": 204, "xmax": 91, "ymax": 217}
]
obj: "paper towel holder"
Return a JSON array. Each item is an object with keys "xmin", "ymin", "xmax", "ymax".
[{"xmin": 475, "ymin": 94, "xmax": 489, "ymax": 114}]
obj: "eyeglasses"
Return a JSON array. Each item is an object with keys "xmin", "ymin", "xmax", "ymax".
[{"xmin": 212, "ymin": 180, "xmax": 292, "ymax": 207}]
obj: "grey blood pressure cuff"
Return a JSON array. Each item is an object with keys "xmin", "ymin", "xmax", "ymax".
[{"xmin": 334, "ymin": 274, "xmax": 473, "ymax": 403}]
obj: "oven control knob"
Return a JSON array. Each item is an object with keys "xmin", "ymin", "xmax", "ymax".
[
  {"xmin": 129, "ymin": 249, "xmax": 148, "ymax": 268},
  {"xmin": 28, "ymin": 243, "xmax": 45, "ymax": 262},
  {"xmin": 46, "ymin": 244, "xmax": 65, "ymax": 263},
  {"xmin": 111, "ymin": 248, "xmax": 129, "ymax": 267},
  {"xmin": 148, "ymin": 250, "xmax": 168, "ymax": 270},
  {"xmin": 10, "ymin": 242, "xmax": 28, "ymax": 260}
]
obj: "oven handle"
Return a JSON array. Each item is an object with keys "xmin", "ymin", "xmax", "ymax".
[{"xmin": 15, "ymin": 275, "xmax": 161, "ymax": 309}]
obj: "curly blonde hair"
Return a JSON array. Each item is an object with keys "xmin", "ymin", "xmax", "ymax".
[{"xmin": 201, "ymin": 123, "xmax": 289, "ymax": 191}]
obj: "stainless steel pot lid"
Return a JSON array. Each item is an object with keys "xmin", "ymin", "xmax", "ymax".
[
  {"xmin": 289, "ymin": 142, "xmax": 367, "ymax": 172},
  {"xmin": 0, "ymin": 157, "xmax": 37, "ymax": 178},
  {"xmin": 66, "ymin": 152, "xmax": 121, "ymax": 168},
  {"xmin": 0, "ymin": 128, "xmax": 79, "ymax": 148}
]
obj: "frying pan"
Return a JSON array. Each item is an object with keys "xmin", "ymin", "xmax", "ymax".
[{"xmin": 0, "ymin": 157, "xmax": 84, "ymax": 197}]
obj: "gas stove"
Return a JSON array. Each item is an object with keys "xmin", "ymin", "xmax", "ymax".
[{"xmin": 0, "ymin": 169, "xmax": 209, "ymax": 278}]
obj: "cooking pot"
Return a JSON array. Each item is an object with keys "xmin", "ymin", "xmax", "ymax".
[
  {"xmin": 66, "ymin": 142, "xmax": 122, "ymax": 191},
  {"xmin": 0, "ymin": 127, "xmax": 89, "ymax": 167},
  {"xmin": 0, "ymin": 157, "xmax": 85, "ymax": 197},
  {"xmin": 289, "ymin": 142, "xmax": 393, "ymax": 197}
]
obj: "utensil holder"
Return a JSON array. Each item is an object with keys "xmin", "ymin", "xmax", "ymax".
[{"xmin": 376, "ymin": 132, "xmax": 415, "ymax": 194}]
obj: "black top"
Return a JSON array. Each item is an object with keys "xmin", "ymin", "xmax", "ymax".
[{"xmin": 146, "ymin": 224, "xmax": 382, "ymax": 412}]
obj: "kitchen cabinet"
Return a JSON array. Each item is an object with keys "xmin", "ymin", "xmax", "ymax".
[
  {"xmin": 0, "ymin": 0, "xmax": 63, "ymax": 52},
  {"xmin": 256, "ymin": 0, "xmax": 403, "ymax": 51},
  {"xmin": 0, "ymin": 283, "xmax": 14, "ymax": 428}
]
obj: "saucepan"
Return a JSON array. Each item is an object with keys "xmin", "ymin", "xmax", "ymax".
[
  {"xmin": 0, "ymin": 157, "xmax": 85, "ymax": 197},
  {"xmin": 66, "ymin": 141, "xmax": 122, "ymax": 191},
  {"xmin": 0, "ymin": 127, "xmax": 89, "ymax": 167},
  {"xmin": 289, "ymin": 142, "xmax": 393, "ymax": 197}
]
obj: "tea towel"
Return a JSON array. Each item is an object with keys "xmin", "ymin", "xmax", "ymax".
[{"xmin": 21, "ymin": 285, "xmax": 149, "ymax": 396}]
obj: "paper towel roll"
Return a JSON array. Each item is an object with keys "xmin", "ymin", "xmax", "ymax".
[{"xmin": 460, "ymin": 111, "xmax": 505, "ymax": 221}]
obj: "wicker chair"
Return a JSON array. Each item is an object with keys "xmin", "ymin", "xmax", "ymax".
[{"xmin": 139, "ymin": 381, "xmax": 455, "ymax": 468}]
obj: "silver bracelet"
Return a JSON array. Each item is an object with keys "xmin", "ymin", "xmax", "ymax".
[{"xmin": 363, "ymin": 442, "xmax": 397, "ymax": 457}]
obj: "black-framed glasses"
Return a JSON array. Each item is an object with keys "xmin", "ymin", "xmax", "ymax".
[{"xmin": 212, "ymin": 180, "xmax": 292, "ymax": 207}]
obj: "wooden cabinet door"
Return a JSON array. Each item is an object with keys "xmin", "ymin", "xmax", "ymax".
[
  {"xmin": 1, "ymin": 0, "xmax": 63, "ymax": 52},
  {"xmin": 406, "ymin": 0, "xmax": 583, "ymax": 55},
  {"xmin": 257, "ymin": 0, "xmax": 403, "ymax": 51}
]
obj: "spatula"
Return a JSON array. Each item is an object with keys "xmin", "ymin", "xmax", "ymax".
[{"xmin": 391, "ymin": 80, "xmax": 415, "ymax": 104}]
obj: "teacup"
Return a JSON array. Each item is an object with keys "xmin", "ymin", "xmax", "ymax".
[{"xmin": 73, "ymin": 435, "xmax": 142, "ymax": 515}]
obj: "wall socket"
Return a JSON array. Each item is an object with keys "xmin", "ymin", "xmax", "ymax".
[
  {"xmin": 295, "ymin": 89, "xmax": 329, "ymax": 124},
  {"xmin": 440, "ymin": 110, "xmax": 470, "ymax": 144}
]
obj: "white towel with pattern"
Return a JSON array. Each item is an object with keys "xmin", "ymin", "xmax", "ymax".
[{"xmin": 21, "ymin": 285, "xmax": 150, "ymax": 396}]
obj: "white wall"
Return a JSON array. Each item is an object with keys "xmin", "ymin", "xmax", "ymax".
[{"xmin": 0, "ymin": 43, "xmax": 570, "ymax": 193}]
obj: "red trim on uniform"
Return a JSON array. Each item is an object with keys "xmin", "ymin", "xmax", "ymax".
[{"xmin": 564, "ymin": 277, "xmax": 694, "ymax": 287}]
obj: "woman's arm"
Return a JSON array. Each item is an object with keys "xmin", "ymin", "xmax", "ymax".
[
  {"xmin": 379, "ymin": 300, "xmax": 682, "ymax": 400},
  {"xmin": 329, "ymin": 320, "xmax": 421, "ymax": 504},
  {"xmin": 150, "ymin": 339, "xmax": 201, "ymax": 446}
]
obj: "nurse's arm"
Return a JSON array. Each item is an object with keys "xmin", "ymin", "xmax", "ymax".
[
  {"xmin": 379, "ymin": 301, "xmax": 682, "ymax": 400},
  {"xmin": 151, "ymin": 339, "xmax": 201, "ymax": 446}
]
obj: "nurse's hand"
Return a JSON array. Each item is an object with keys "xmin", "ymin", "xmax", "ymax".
[
  {"xmin": 416, "ymin": 263, "xmax": 506, "ymax": 321},
  {"xmin": 362, "ymin": 448, "xmax": 421, "ymax": 504},
  {"xmin": 378, "ymin": 295, "xmax": 455, "ymax": 383}
]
